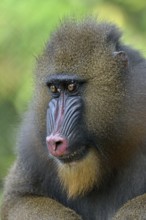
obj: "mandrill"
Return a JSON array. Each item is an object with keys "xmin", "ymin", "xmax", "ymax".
[{"xmin": 1, "ymin": 17, "xmax": 146, "ymax": 220}]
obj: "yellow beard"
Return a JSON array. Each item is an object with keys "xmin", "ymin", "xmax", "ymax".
[{"xmin": 57, "ymin": 148, "xmax": 102, "ymax": 198}]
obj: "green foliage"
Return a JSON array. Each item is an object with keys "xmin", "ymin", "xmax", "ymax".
[{"xmin": 0, "ymin": 0, "xmax": 146, "ymax": 192}]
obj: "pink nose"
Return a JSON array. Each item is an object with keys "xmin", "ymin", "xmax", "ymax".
[{"xmin": 46, "ymin": 134, "xmax": 68, "ymax": 157}]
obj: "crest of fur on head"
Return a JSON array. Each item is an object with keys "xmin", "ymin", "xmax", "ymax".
[
  {"xmin": 37, "ymin": 17, "xmax": 122, "ymax": 80},
  {"xmin": 57, "ymin": 148, "xmax": 102, "ymax": 199}
]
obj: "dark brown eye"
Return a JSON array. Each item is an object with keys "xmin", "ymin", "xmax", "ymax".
[
  {"xmin": 49, "ymin": 84, "xmax": 58, "ymax": 93},
  {"xmin": 67, "ymin": 83, "xmax": 77, "ymax": 92}
]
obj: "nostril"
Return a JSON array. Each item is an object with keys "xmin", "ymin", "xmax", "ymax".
[
  {"xmin": 46, "ymin": 134, "xmax": 68, "ymax": 157},
  {"xmin": 56, "ymin": 141, "xmax": 63, "ymax": 147},
  {"xmin": 52, "ymin": 140, "xmax": 63, "ymax": 151}
]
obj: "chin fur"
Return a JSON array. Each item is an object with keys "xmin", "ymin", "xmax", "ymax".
[{"xmin": 57, "ymin": 148, "xmax": 102, "ymax": 199}]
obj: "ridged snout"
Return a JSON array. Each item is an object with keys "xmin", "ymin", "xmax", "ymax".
[{"xmin": 46, "ymin": 95, "xmax": 83, "ymax": 157}]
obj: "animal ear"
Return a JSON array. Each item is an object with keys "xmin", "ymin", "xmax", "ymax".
[{"xmin": 113, "ymin": 51, "xmax": 129, "ymax": 68}]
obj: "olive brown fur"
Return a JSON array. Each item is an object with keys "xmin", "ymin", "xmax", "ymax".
[{"xmin": 1, "ymin": 17, "xmax": 146, "ymax": 220}]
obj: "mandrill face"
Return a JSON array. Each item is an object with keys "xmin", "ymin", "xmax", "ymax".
[
  {"xmin": 35, "ymin": 19, "xmax": 129, "ymax": 198},
  {"xmin": 46, "ymin": 74, "xmax": 87, "ymax": 163}
]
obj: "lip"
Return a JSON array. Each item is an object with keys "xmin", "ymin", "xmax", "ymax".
[{"xmin": 57, "ymin": 146, "xmax": 88, "ymax": 163}]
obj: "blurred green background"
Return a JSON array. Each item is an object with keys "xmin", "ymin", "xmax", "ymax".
[{"xmin": 0, "ymin": 0, "xmax": 146, "ymax": 202}]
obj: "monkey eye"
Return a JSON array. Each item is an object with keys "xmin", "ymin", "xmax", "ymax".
[
  {"xmin": 67, "ymin": 83, "xmax": 77, "ymax": 92},
  {"xmin": 49, "ymin": 84, "xmax": 58, "ymax": 93}
]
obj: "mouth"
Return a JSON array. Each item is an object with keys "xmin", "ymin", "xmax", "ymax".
[{"xmin": 57, "ymin": 147, "xmax": 88, "ymax": 163}]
